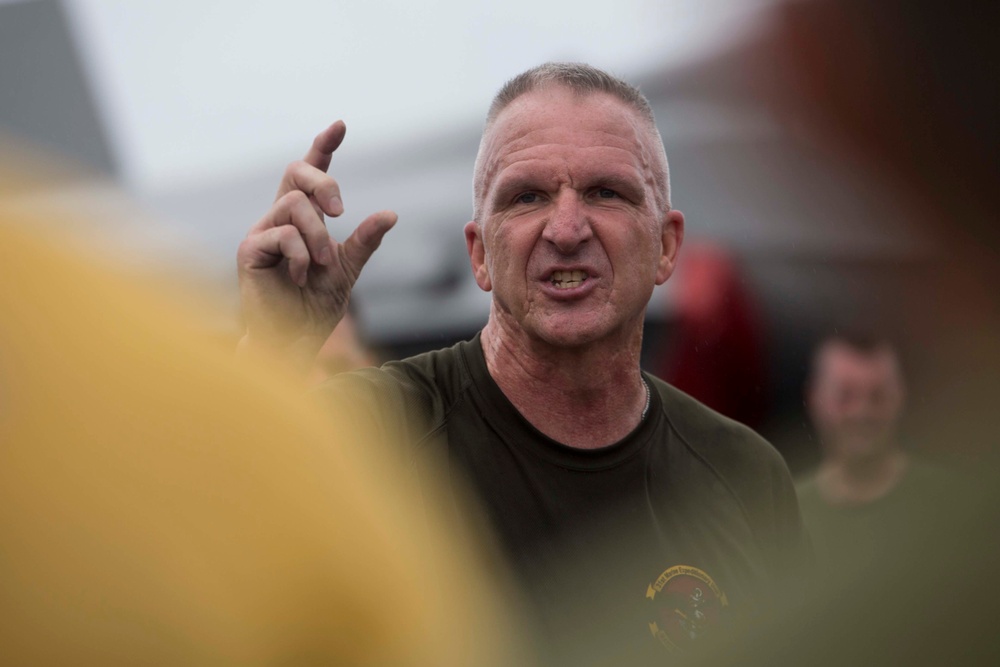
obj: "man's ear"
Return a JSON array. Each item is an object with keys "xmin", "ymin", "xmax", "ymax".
[
  {"xmin": 655, "ymin": 209, "xmax": 685, "ymax": 285},
  {"xmin": 464, "ymin": 221, "xmax": 492, "ymax": 292}
]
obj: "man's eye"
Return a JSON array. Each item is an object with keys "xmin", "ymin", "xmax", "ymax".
[
  {"xmin": 597, "ymin": 188, "xmax": 618, "ymax": 199},
  {"xmin": 516, "ymin": 192, "xmax": 539, "ymax": 204}
]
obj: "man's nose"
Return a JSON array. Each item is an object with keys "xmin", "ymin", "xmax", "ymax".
[
  {"xmin": 843, "ymin": 397, "xmax": 876, "ymax": 422},
  {"xmin": 541, "ymin": 192, "xmax": 593, "ymax": 253}
]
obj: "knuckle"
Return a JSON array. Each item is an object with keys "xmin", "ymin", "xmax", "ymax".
[
  {"xmin": 276, "ymin": 224, "xmax": 301, "ymax": 242},
  {"xmin": 304, "ymin": 227, "xmax": 326, "ymax": 244},
  {"xmin": 281, "ymin": 189, "xmax": 310, "ymax": 210},
  {"xmin": 321, "ymin": 174, "xmax": 340, "ymax": 192},
  {"xmin": 236, "ymin": 236, "xmax": 256, "ymax": 259}
]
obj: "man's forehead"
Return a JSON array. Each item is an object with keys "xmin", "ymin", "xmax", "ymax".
[
  {"xmin": 480, "ymin": 86, "xmax": 655, "ymax": 189},
  {"xmin": 818, "ymin": 344, "xmax": 899, "ymax": 383},
  {"xmin": 488, "ymin": 85, "xmax": 647, "ymax": 142},
  {"xmin": 492, "ymin": 153, "xmax": 643, "ymax": 190}
]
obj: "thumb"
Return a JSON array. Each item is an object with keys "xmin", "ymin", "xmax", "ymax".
[{"xmin": 342, "ymin": 210, "xmax": 398, "ymax": 277}]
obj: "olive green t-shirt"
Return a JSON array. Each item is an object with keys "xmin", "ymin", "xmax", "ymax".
[
  {"xmin": 318, "ymin": 334, "xmax": 809, "ymax": 663},
  {"xmin": 797, "ymin": 459, "xmax": 961, "ymax": 579}
]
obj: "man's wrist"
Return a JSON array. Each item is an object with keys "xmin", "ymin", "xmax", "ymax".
[{"xmin": 236, "ymin": 332, "xmax": 328, "ymax": 377}]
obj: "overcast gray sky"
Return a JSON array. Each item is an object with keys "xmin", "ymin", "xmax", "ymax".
[{"xmin": 58, "ymin": 0, "xmax": 779, "ymax": 192}]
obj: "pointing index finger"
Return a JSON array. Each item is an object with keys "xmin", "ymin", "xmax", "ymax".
[{"xmin": 304, "ymin": 120, "xmax": 347, "ymax": 172}]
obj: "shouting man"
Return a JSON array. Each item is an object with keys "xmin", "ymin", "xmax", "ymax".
[{"xmin": 237, "ymin": 62, "xmax": 808, "ymax": 662}]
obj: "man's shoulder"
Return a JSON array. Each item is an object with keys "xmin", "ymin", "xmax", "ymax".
[
  {"xmin": 893, "ymin": 454, "xmax": 970, "ymax": 505},
  {"xmin": 647, "ymin": 375, "xmax": 807, "ymax": 573},
  {"xmin": 647, "ymin": 374, "xmax": 785, "ymax": 472},
  {"xmin": 375, "ymin": 336, "xmax": 482, "ymax": 406},
  {"xmin": 313, "ymin": 336, "xmax": 479, "ymax": 425},
  {"xmin": 383, "ymin": 337, "xmax": 475, "ymax": 380},
  {"xmin": 307, "ymin": 337, "xmax": 482, "ymax": 454},
  {"xmin": 794, "ymin": 475, "xmax": 821, "ymax": 500}
]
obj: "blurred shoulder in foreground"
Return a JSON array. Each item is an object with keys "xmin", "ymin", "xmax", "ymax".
[
  {"xmin": 693, "ymin": 0, "xmax": 1000, "ymax": 663},
  {"xmin": 0, "ymin": 219, "xmax": 530, "ymax": 666}
]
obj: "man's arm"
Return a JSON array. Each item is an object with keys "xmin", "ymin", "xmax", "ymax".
[{"xmin": 236, "ymin": 121, "xmax": 396, "ymax": 374}]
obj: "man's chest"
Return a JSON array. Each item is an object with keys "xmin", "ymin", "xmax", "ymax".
[{"xmin": 425, "ymin": 415, "xmax": 776, "ymax": 642}]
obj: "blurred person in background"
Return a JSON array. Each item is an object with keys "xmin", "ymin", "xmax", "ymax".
[
  {"xmin": 758, "ymin": 0, "xmax": 999, "ymax": 464},
  {"xmin": 690, "ymin": 0, "xmax": 999, "ymax": 664},
  {"xmin": 237, "ymin": 62, "xmax": 809, "ymax": 664},
  {"xmin": 0, "ymin": 199, "xmax": 529, "ymax": 664},
  {"xmin": 797, "ymin": 333, "xmax": 959, "ymax": 575}
]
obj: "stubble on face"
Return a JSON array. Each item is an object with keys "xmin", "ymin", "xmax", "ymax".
[
  {"xmin": 471, "ymin": 85, "xmax": 673, "ymax": 353},
  {"xmin": 810, "ymin": 345, "xmax": 905, "ymax": 463}
]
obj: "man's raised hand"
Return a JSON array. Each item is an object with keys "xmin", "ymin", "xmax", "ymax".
[{"xmin": 237, "ymin": 121, "xmax": 397, "ymax": 356}]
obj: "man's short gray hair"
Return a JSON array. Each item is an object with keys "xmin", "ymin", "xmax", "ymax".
[
  {"xmin": 485, "ymin": 62, "xmax": 658, "ymax": 129},
  {"xmin": 473, "ymin": 62, "xmax": 671, "ymax": 220}
]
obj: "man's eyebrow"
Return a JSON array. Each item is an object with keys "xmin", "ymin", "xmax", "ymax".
[
  {"xmin": 487, "ymin": 164, "xmax": 647, "ymax": 205},
  {"xmin": 583, "ymin": 171, "xmax": 647, "ymax": 199},
  {"xmin": 586, "ymin": 172, "xmax": 640, "ymax": 189},
  {"xmin": 490, "ymin": 173, "xmax": 552, "ymax": 202}
]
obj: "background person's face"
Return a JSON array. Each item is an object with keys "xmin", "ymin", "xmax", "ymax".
[{"xmin": 808, "ymin": 344, "xmax": 905, "ymax": 462}]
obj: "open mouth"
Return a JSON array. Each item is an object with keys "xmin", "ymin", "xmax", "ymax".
[{"xmin": 550, "ymin": 269, "xmax": 588, "ymax": 289}]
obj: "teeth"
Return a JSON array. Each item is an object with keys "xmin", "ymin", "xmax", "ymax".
[{"xmin": 550, "ymin": 270, "xmax": 587, "ymax": 289}]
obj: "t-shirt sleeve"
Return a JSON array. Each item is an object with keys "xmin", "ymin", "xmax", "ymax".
[{"xmin": 308, "ymin": 361, "xmax": 458, "ymax": 481}]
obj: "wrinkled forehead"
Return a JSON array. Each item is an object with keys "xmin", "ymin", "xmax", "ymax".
[
  {"xmin": 491, "ymin": 86, "xmax": 648, "ymax": 143},
  {"xmin": 476, "ymin": 87, "xmax": 660, "ymax": 196},
  {"xmin": 816, "ymin": 344, "xmax": 902, "ymax": 387}
]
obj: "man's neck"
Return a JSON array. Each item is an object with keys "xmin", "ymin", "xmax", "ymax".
[
  {"xmin": 817, "ymin": 447, "xmax": 909, "ymax": 507},
  {"xmin": 480, "ymin": 317, "xmax": 648, "ymax": 449}
]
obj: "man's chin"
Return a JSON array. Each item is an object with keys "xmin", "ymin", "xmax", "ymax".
[
  {"xmin": 527, "ymin": 316, "xmax": 618, "ymax": 350},
  {"xmin": 836, "ymin": 435, "xmax": 893, "ymax": 462},
  {"xmin": 492, "ymin": 301, "xmax": 641, "ymax": 351}
]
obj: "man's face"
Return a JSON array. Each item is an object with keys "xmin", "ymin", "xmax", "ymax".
[
  {"xmin": 808, "ymin": 343, "xmax": 905, "ymax": 462},
  {"xmin": 465, "ymin": 86, "xmax": 683, "ymax": 349}
]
